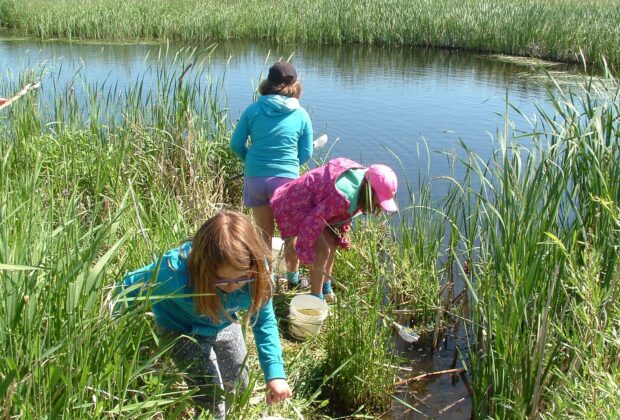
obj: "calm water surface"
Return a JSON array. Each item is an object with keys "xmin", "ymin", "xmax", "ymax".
[{"xmin": 1, "ymin": 38, "xmax": 574, "ymax": 206}]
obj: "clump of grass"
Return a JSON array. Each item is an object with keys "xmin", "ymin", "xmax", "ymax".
[
  {"xmin": 0, "ymin": 0, "xmax": 619, "ymax": 67},
  {"xmin": 318, "ymin": 218, "xmax": 400, "ymax": 415},
  {"xmin": 393, "ymin": 144, "xmax": 447, "ymax": 334}
]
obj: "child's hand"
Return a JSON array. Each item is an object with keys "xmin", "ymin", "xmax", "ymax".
[{"xmin": 266, "ymin": 378, "xmax": 292, "ymax": 405}]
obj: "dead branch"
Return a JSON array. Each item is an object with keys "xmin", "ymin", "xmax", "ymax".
[{"xmin": 394, "ymin": 368, "xmax": 466, "ymax": 386}]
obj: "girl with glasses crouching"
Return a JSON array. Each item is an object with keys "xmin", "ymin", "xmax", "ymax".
[{"xmin": 117, "ymin": 210, "xmax": 291, "ymax": 419}]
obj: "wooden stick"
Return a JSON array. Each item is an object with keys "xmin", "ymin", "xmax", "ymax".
[
  {"xmin": 394, "ymin": 368, "xmax": 466, "ymax": 386},
  {"xmin": 438, "ymin": 397, "xmax": 466, "ymax": 415},
  {"xmin": 0, "ymin": 82, "xmax": 41, "ymax": 111}
]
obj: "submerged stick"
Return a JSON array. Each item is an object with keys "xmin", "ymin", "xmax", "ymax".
[
  {"xmin": 394, "ymin": 368, "xmax": 465, "ymax": 386},
  {"xmin": 0, "ymin": 82, "xmax": 41, "ymax": 111},
  {"xmin": 438, "ymin": 397, "xmax": 466, "ymax": 415}
]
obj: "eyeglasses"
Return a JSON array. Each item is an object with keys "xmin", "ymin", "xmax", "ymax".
[{"xmin": 213, "ymin": 277, "xmax": 255, "ymax": 286}]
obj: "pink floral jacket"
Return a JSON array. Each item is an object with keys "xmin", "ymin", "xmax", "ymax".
[{"xmin": 270, "ymin": 158, "xmax": 366, "ymax": 264}]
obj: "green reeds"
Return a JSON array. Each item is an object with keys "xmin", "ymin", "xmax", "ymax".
[
  {"xmin": 0, "ymin": 51, "xmax": 240, "ymax": 417},
  {"xmin": 322, "ymin": 218, "xmax": 399, "ymax": 415},
  {"xmin": 2, "ymin": 43, "xmax": 618, "ymax": 418},
  {"xmin": 443, "ymin": 73, "xmax": 620, "ymax": 416},
  {"xmin": 394, "ymin": 141, "xmax": 446, "ymax": 334},
  {"xmin": 1, "ymin": 0, "xmax": 619, "ymax": 68}
]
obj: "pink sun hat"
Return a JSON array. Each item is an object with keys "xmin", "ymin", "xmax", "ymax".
[{"xmin": 365, "ymin": 164, "xmax": 398, "ymax": 212}]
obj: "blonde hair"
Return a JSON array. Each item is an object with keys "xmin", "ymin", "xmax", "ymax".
[
  {"xmin": 186, "ymin": 210, "xmax": 272, "ymax": 324},
  {"xmin": 258, "ymin": 79, "xmax": 302, "ymax": 99}
]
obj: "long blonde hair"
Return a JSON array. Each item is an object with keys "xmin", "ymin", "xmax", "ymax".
[{"xmin": 187, "ymin": 210, "xmax": 272, "ymax": 324}]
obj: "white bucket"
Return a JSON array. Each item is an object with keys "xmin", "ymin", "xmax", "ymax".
[{"xmin": 289, "ymin": 294, "xmax": 329, "ymax": 340}]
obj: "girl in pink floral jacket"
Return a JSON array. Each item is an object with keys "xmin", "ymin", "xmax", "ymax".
[{"xmin": 270, "ymin": 157, "xmax": 398, "ymax": 301}]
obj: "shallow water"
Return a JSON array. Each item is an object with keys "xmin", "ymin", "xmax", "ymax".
[{"xmin": 392, "ymin": 315, "xmax": 472, "ymax": 419}]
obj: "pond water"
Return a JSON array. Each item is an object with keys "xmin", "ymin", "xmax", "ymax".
[
  {"xmin": 0, "ymin": 37, "xmax": 578, "ymax": 418},
  {"xmin": 1, "ymin": 37, "xmax": 576, "ymax": 206}
]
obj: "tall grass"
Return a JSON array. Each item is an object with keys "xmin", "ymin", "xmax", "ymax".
[
  {"xmin": 2, "ymin": 44, "xmax": 618, "ymax": 418},
  {"xmin": 442, "ymin": 73, "xmax": 620, "ymax": 416},
  {"xmin": 1, "ymin": 0, "xmax": 619, "ymax": 68},
  {"xmin": 394, "ymin": 143, "xmax": 449, "ymax": 336},
  {"xmin": 320, "ymin": 219, "xmax": 400, "ymax": 415},
  {"xmin": 0, "ymin": 52, "xmax": 244, "ymax": 417}
]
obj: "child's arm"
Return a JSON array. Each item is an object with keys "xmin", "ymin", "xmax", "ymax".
[
  {"xmin": 113, "ymin": 266, "xmax": 155, "ymax": 312},
  {"xmin": 250, "ymin": 298, "xmax": 286, "ymax": 382},
  {"xmin": 230, "ymin": 111, "xmax": 250, "ymax": 160},
  {"xmin": 115, "ymin": 254, "xmax": 168, "ymax": 309},
  {"xmin": 297, "ymin": 115, "xmax": 313, "ymax": 165}
]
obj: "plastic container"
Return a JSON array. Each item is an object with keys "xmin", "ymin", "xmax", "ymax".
[{"xmin": 289, "ymin": 294, "xmax": 329, "ymax": 340}]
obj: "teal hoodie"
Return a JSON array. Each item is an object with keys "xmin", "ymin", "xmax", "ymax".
[
  {"xmin": 230, "ymin": 94, "xmax": 313, "ymax": 178},
  {"xmin": 118, "ymin": 242, "xmax": 285, "ymax": 381}
]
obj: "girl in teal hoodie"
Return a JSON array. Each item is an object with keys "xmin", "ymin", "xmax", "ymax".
[
  {"xmin": 230, "ymin": 61, "xmax": 313, "ymax": 288},
  {"xmin": 118, "ymin": 210, "xmax": 291, "ymax": 418}
]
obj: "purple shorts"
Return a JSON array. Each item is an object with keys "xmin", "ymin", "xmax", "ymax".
[{"xmin": 243, "ymin": 176, "xmax": 293, "ymax": 208}]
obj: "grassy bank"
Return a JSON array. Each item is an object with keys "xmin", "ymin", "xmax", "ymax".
[{"xmin": 1, "ymin": 0, "xmax": 619, "ymax": 68}]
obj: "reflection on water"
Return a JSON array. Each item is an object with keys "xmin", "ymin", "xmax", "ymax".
[{"xmin": 0, "ymin": 37, "xmax": 577, "ymax": 206}]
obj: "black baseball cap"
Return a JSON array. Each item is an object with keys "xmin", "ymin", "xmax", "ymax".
[{"xmin": 267, "ymin": 61, "xmax": 297, "ymax": 85}]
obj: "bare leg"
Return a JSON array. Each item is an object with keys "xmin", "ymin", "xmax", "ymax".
[
  {"xmin": 309, "ymin": 230, "xmax": 338, "ymax": 297},
  {"xmin": 251, "ymin": 205, "xmax": 274, "ymax": 246},
  {"xmin": 284, "ymin": 237, "xmax": 299, "ymax": 274},
  {"xmin": 324, "ymin": 241, "xmax": 336, "ymax": 282},
  {"xmin": 322, "ymin": 231, "xmax": 338, "ymax": 299}
]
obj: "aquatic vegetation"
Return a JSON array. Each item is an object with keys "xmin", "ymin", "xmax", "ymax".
[
  {"xmin": 321, "ymin": 220, "xmax": 400, "ymax": 415},
  {"xmin": 0, "ymin": 0, "xmax": 619, "ymax": 68},
  {"xmin": 374, "ymin": 71, "xmax": 620, "ymax": 417},
  {"xmin": 442, "ymin": 73, "xmax": 620, "ymax": 416}
]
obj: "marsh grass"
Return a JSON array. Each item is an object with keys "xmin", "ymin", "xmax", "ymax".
[
  {"xmin": 374, "ymin": 71, "xmax": 619, "ymax": 417},
  {"xmin": 2, "ymin": 44, "xmax": 618, "ymax": 418},
  {"xmin": 1, "ymin": 0, "xmax": 619, "ymax": 68},
  {"xmin": 441, "ymin": 73, "xmax": 620, "ymax": 416},
  {"xmin": 321, "ymin": 218, "xmax": 400, "ymax": 415},
  {"xmin": 393, "ymin": 146, "xmax": 447, "ymax": 334},
  {"xmin": 0, "ymin": 51, "xmax": 246, "ymax": 417}
]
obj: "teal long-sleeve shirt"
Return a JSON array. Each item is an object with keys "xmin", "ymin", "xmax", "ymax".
[
  {"xmin": 230, "ymin": 94, "xmax": 313, "ymax": 178},
  {"xmin": 118, "ymin": 242, "xmax": 286, "ymax": 381}
]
